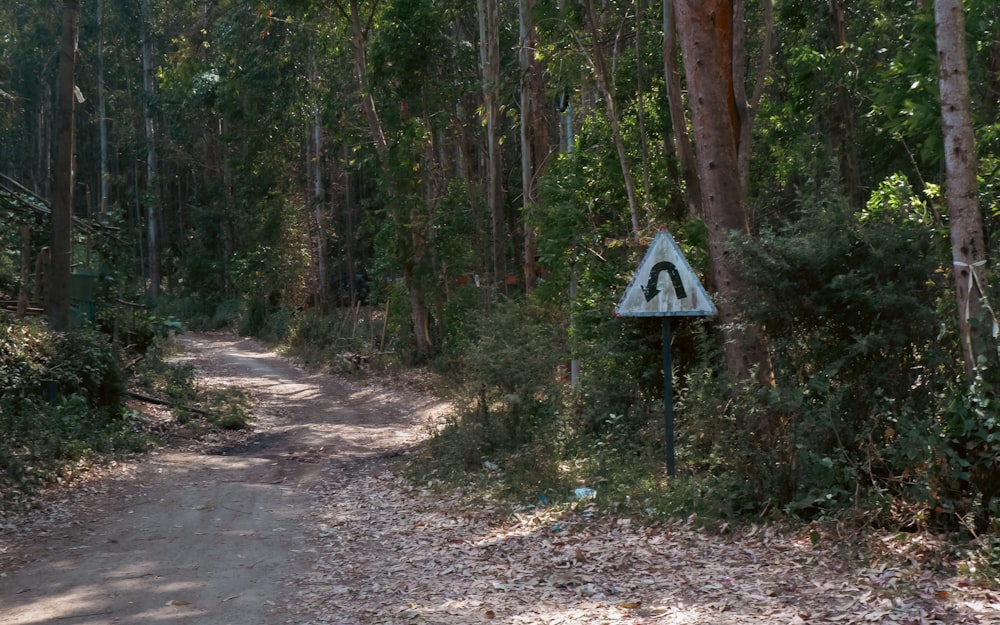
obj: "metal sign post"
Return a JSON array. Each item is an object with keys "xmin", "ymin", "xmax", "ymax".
[
  {"xmin": 615, "ymin": 228, "xmax": 716, "ymax": 476},
  {"xmin": 662, "ymin": 317, "xmax": 675, "ymax": 475}
]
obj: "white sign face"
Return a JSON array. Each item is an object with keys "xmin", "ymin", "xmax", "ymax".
[{"xmin": 615, "ymin": 229, "xmax": 717, "ymax": 317}]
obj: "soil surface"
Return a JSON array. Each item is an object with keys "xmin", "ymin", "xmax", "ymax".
[
  {"xmin": 0, "ymin": 333, "xmax": 444, "ymax": 625},
  {"xmin": 1, "ymin": 333, "xmax": 999, "ymax": 625}
]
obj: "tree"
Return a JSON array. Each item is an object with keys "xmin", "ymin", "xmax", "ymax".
[
  {"xmin": 935, "ymin": 0, "xmax": 991, "ymax": 379},
  {"xmin": 582, "ymin": 0, "xmax": 641, "ymax": 236},
  {"xmin": 478, "ymin": 0, "xmax": 506, "ymax": 284},
  {"xmin": 672, "ymin": 0, "xmax": 773, "ymax": 383},
  {"xmin": 662, "ymin": 0, "xmax": 701, "ymax": 217},
  {"xmin": 140, "ymin": 0, "xmax": 162, "ymax": 299},
  {"xmin": 48, "ymin": 0, "xmax": 80, "ymax": 332},
  {"xmin": 519, "ymin": 0, "xmax": 550, "ymax": 292}
]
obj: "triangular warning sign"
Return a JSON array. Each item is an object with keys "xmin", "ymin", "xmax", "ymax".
[{"xmin": 615, "ymin": 229, "xmax": 716, "ymax": 317}]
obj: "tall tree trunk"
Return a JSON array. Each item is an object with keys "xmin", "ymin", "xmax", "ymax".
[
  {"xmin": 97, "ymin": 0, "xmax": 110, "ymax": 218},
  {"xmin": 635, "ymin": 0, "xmax": 653, "ymax": 214},
  {"xmin": 583, "ymin": 0, "xmax": 641, "ymax": 236},
  {"xmin": 673, "ymin": 0, "xmax": 772, "ymax": 384},
  {"xmin": 479, "ymin": 0, "xmax": 506, "ymax": 285},
  {"xmin": 140, "ymin": 0, "xmax": 161, "ymax": 299},
  {"xmin": 309, "ymin": 56, "xmax": 328, "ymax": 308},
  {"xmin": 519, "ymin": 0, "xmax": 552, "ymax": 292},
  {"xmin": 49, "ymin": 0, "xmax": 80, "ymax": 332},
  {"xmin": 731, "ymin": 0, "xmax": 772, "ymax": 200},
  {"xmin": 519, "ymin": 0, "xmax": 536, "ymax": 292},
  {"xmin": 828, "ymin": 0, "xmax": 862, "ymax": 211},
  {"xmin": 662, "ymin": 0, "xmax": 701, "ymax": 217},
  {"xmin": 310, "ymin": 107, "xmax": 327, "ymax": 308},
  {"xmin": 935, "ymin": 0, "xmax": 991, "ymax": 379}
]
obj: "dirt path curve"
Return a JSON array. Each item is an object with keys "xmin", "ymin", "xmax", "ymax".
[
  {"xmin": 3, "ymin": 334, "xmax": 999, "ymax": 625},
  {"xmin": 0, "ymin": 332, "xmax": 447, "ymax": 625}
]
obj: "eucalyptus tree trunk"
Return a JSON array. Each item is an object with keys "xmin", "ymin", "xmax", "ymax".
[
  {"xmin": 935, "ymin": 0, "xmax": 991, "ymax": 379},
  {"xmin": 97, "ymin": 0, "xmax": 110, "ymax": 218},
  {"xmin": 140, "ymin": 0, "xmax": 161, "ymax": 298},
  {"xmin": 673, "ymin": 0, "xmax": 773, "ymax": 385},
  {"xmin": 343, "ymin": 0, "xmax": 388, "ymax": 162},
  {"xmin": 518, "ymin": 0, "xmax": 536, "ymax": 291},
  {"xmin": 309, "ymin": 55, "xmax": 328, "ymax": 308},
  {"xmin": 635, "ymin": 0, "xmax": 652, "ymax": 214},
  {"xmin": 310, "ymin": 107, "xmax": 327, "ymax": 308},
  {"xmin": 478, "ymin": 0, "xmax": 505, "ymax": 285},
  {"xmin": 519, "ymin": 0, "xmax": 551, "ymax": 292},
  {"xmin": 49, "ymin": 0, "xmax": 80, "ymax": 332},
  {"xmin": 662, "ymin": 0, "xmax": 701, "ymax": 216},
  {"xmin": 583, "ymin": 0, "xmax": 641, "ymax": 237}
]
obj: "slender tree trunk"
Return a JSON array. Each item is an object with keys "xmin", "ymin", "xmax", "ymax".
[
  {"xmin": 479, "ymin": 0, "xmax": 506, "ymax": 285},
  {"xmin": 97, "ymin": 0, "xmax": 110, "ymax": 218},
  {"xmin": 673, "ymin": 0, "xmax": 772, "ymax": 384},
  {"xmin": 309, "ymin": 56, "xmax": 327, "ymax": 308},
  {"xmin": 662, "ymin": 0, "xmax": 701, "ymax": 217},
  {"xmin": 828, "ymin": 0, "xmax": 862, "ymax": 211},
  {"xmin": 635, "ymin": 0, "xmax": 653, "ymax": 213},
  {"xmin": 935, "ymin": 0, "xmax": 991, "ymax": 379},
  {"xmin": 731, "ymin": 0, "xmax": 772, "ymax": 199},
  {"xmin": 18, "ymin": 223, "xmax": 31, "ymax": 316},
  {"xmin": 519, "ymin": 0, "xmax": 536, "ymax": 292},
  {"xmin": 583, "ymin": 0, "xmax": 641, "ymax": 236},
  {"xmin": 35, "ymin": 83, "xmax": 52, "ymax": 199},
  {"xmin": 49, "ymin": 0, "xmax": 80, "ymax": 332},
  {"xmin": 140, "ymin": 0, "xmax": 161, "ymax": 299}
]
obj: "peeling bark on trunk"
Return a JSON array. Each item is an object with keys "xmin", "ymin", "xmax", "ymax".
[{"xmin": 935, "ymin": 0, "xmax": 991, "ymax": 379}]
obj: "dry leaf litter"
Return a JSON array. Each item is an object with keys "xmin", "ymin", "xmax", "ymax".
[
  {"xmin": 282, "ymin": 464, "xmax": 999, "ymax": 625},
  {"xmin": 2, "ymin": 334, "xmax": 998, "ymax": 625}
]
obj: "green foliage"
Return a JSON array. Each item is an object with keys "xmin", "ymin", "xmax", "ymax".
[
  {"xmin": 0, "ymin": 317, "xmax": 145, "ymax": 506},
  {"xmin": 425, "ymin": 300, "xmax": 569, "ymax": 472},
  {"xmin": 935, "ymin": 367, "xmax": 1000, "ymax": 530},
  {"xmin": 727, "ymin": 182, "xmax": 952, "ymax": 519},
  {"xmin": 285, "ymin": 302, "xmax": 399, "ymax": 375}
]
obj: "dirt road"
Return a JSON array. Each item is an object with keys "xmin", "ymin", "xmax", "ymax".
[
  {"xmin": 0, "ymin": 333, "xmax": 445, "ymax": 625},
  {"xmin": 2, "ymin": 333, "xmax": 998, "ymax": 625}
]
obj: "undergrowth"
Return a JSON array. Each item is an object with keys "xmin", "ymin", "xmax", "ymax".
[{"xmin": 0, "ymin": 314, "xmax": 250, "ymax": 513}]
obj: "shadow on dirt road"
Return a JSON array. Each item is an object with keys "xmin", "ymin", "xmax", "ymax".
[{"xmin": 0, "ymin": 333, "xmax": 447, "ymax": 625}]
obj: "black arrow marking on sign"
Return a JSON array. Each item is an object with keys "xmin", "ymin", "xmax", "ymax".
[{"xmin": 642, "ymin": 261, "xmax": 687, "ymax": 302}]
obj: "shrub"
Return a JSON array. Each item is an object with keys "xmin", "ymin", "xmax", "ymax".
[{"xmin": 730, "ymin": 182, "xmax": 950, "ymax": 519}]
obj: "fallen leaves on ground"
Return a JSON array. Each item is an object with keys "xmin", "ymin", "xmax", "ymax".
[{"xmin": 284, "ymin": 466, "xmax": 999, "ymax": 625}]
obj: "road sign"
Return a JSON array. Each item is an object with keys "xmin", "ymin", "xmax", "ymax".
[
  {"xmin": 615, "ymin": 228, "xmax": 716, "ymax": 317},
  {"xmin": 614, "ymin": 228, "xmax": 716, "ymax": 476}
]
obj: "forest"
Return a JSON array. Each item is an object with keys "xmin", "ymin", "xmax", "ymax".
[{"xmin": 2, "ymin": 0, "xmax": 1000, "ymax": 534}]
